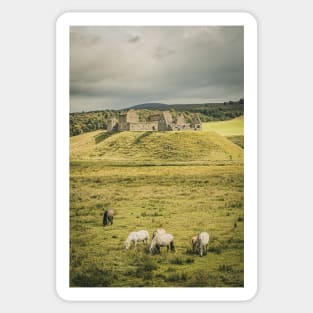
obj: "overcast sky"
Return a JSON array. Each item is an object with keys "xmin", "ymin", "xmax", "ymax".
[{"xmin": 70, "ymin": 26, "xmax": 243, "ymax": 112}]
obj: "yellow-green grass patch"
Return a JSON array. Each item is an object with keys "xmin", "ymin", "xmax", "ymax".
[{"xmin": 202, "ymin": 116, "xmax": 244, "ymax": 137}]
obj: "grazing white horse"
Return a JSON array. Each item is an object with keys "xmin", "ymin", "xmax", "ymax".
[
  {"xmin": 150, "ymin": 233, "xmax": 175, "ymax": 254},
  {"xmin": 152, "ymin": 228, "xmax": 166, "ymax": 240},
  {"xmin": 125, "ymin": 230, "xmax": 149, "ymax": 250},
  {"xmin": 196, "ymin": 232, "xmax": 210, "ymax": 257}
]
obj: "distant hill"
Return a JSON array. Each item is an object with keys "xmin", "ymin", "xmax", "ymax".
[
  {"xmin": 127, "ymin": 102, "xmax": 169, "ymax": 110},
  {"xmin": 127, "ymin": 101, "xmax": 243, "ymax": 112}
]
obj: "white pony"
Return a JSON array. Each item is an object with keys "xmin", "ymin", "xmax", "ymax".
[
  {"xmin": 125, "ymin": 230, "xmax": 149, "ymax": 250},
  {"xmin": 152, "ymin": 228, "xmax": 166, "ymax": 240},
  {"xmin": 196, "ymin": 232, "xmax": 210, "ymax": 257},
  {"xmin": 150, "ymin": 233, "xmax": 175, "ymax": 254}
]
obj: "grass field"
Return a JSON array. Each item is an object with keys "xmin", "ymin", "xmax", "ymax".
[
  {"xmin": 202, "ymin": 116, "xmax": 244, "ymax": 136},
  {"xmin": 202, "ymin": 116, "xmax": 244, "ymax": 149},
  {"xmin": 70, "ymin": 118, "xmax": 244, "ymax": 287}
]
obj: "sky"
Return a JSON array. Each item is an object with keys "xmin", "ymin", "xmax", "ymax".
[{"xmin": 70, "ymin": 26, "xmax": 243, "ymax": 112}]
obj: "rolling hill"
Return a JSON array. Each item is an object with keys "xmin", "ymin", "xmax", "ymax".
[
  {"xmin": 127, "ymin": 102, "xmax": 169, "ymax": 110},
  {"xmin": 70, "ymin": 130, "xmax": 243, "ymax": 163}
]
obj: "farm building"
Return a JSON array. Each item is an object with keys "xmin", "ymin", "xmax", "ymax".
[{"xmin": 107, "ymin": 110, "xmax": 202, "ymax": 132}]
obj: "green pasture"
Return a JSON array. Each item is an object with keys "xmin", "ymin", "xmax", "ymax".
[
  {"xmin": 70, "ymin": 118, "xmax": 244, "ymax": 287},
  {"xmin": 202, "ymin": 116, "xmax": 244, "ymax": 137}
]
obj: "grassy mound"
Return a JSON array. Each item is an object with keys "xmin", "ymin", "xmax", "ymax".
[{"xmin": 71, "ymin": 130, "xmax": 243, "ymax": 163}]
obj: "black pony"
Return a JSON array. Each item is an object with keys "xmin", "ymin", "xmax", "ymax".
[{"xmin": 103, "ymin": 209, "xmax": 114, "ymax": 226}]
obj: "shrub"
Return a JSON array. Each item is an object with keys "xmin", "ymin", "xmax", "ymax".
[
  {"xmin": 170, "ymin": 257, "xmax": 184, "ymax": 265},
  {"xmin": 134, "ymin": 255, "xmax": 158, "ymax": 278},
  {"xmin": 208, "ymin": 245, "xmax": 222, "ymax": 254},
  {"xmin": 185, "ymin": 248, "xmax": 194, "ymax": 255},
  {"xmin": 165, "ymin": 272, "xmax": 188, "ymax": 282},
  {"xmin": 142, "ymin": 261, "xmax": 158, "ymax": 272},
  {"xmin": 218, "ymin": 264, "xmax": 234, "ymax": 273},
  {"xmin": 186, "ymin": 270, "xmax": 210, "ymax": 287},
  {"xmin": 170, "ymin": 256, "xmax": 195, "ymax": 265},
  {"xmin": 237, "ymin": 216, "xmax": 244, "ymax": 222},
  {"xmin": 70, "ymin": 266, "xmax": 117, "ymax": 287},
  {"xmin": 166, "ymin": 267, "xmax": 176, "ymax": 272}
]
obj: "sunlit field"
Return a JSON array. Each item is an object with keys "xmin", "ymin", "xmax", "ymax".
[
  {"xmin": 70, "ymin": 118, "xmax": 244, "ymax": 287},
  {"xmin": 202, "ymin": 116, "xmax": 244, "ymax": 136}
]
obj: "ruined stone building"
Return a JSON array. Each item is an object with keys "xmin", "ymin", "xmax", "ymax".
[{"xmin": 107, "ymin": 110, "xmax": 202, "ymax": 132}]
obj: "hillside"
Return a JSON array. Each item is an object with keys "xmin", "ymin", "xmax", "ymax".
[{"xmin": 70, "ymin": 130, "xmax": 243, "ymax": 163}]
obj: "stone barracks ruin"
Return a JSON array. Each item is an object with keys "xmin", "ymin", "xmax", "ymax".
[{"xmin": 107, "ymin": 110, "xmax": 202, "ymax": 132}]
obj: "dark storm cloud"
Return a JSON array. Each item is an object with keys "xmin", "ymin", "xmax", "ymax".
[{"xmin": 70, "ymin": 26, "xmax": 243, "ymax": 112}]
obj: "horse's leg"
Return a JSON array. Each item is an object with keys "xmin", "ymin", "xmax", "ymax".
[
  {"xmin": 170, "ymin": 241, "xmax": 175, "ymax": 252},
  {"xmin": 103, "ymin": 212, "xmax": 107, "ymax": 226}
]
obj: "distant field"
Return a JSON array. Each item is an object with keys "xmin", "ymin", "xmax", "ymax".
[
  {"xmin": 202, "ymin": 116, "xmax": 244, "ymax": 136},
  {"xmin": 70, "ymin": 125, "xmax": 244, "ymax": 287}
]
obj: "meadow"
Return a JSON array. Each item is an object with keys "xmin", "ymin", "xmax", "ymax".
[
  {"xmin": 203, "ymin": 116, "xmax": 244, "ymax": 148},
  {"xmin": 70, "ymin": 117, "xmax": 244, "ymax": 287},
  {"xmin": 202, "ymin": 116, "xmax": 244, "ymax": 136}
]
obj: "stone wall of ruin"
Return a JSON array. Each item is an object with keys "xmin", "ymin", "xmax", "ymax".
[
  {"xmin": 108, "ymin": 110, "xmax": 202, "ymax": 132},
  {"xmin": 118, "ymin": 121, "xmax": 129, "ymax": 131},
  {"xmin": 107, "ymin": 118, "xmax": 118, "ymax": 131},
  {"xmin": 126, "ymin": 111, "xmax": 139, "ymax": 123},
  {"xmin": 128, "ymin": 122, "xmax": 158, "ymax": 131}
]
